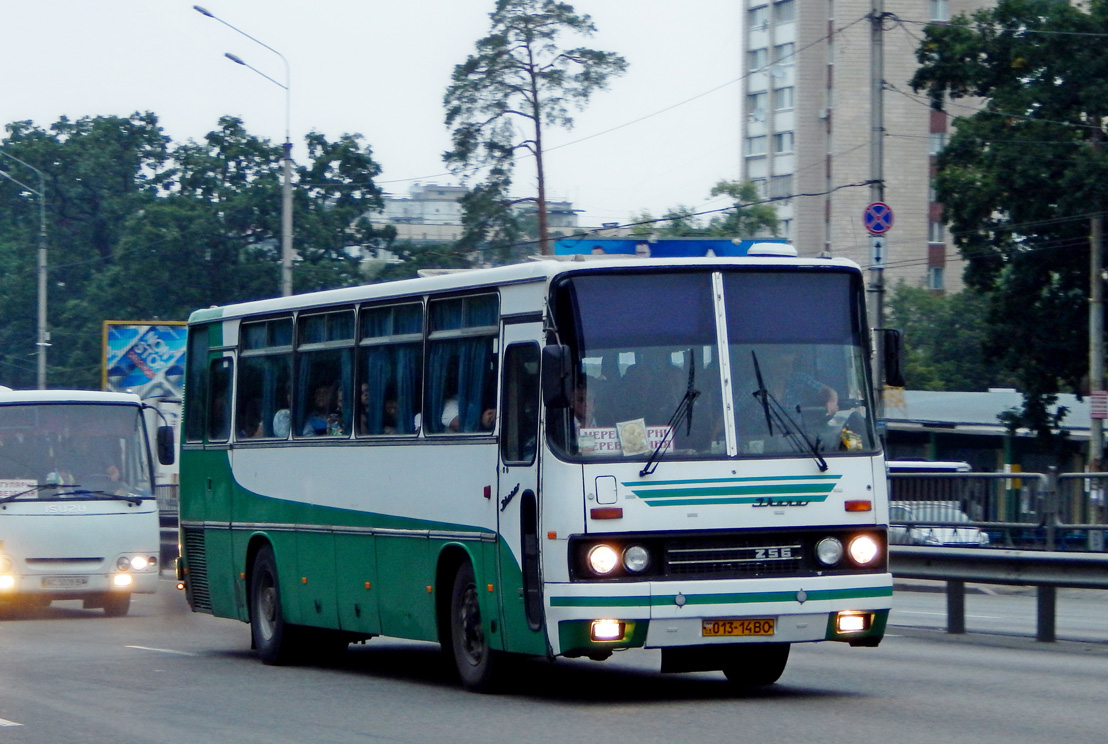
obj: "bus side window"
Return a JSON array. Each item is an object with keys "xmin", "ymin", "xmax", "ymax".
[
  {"xmin": 501, "ymin": 343, "xmax": 539, "ymax": 463},
  {"xmin": 184, "ymin": 325, "xmax": 210, "ymax": 443},
  {"xmin": 207, "ymin": 358, "xmax": 233, "ymax": 443},
  {"xmin": 426, "ymin": 294, "xmax": 499, "ymax": 435}
]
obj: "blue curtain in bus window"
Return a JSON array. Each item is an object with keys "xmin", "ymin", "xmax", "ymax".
[
  {"xmin": 338, "ymin": 350, "xmax": 353, "ymax": 435},
  {"xmin": 457, "ymin": 337, "xmax": 492, "ymax": 432},
  {"xmin": 567, "ymin": 273, "xmax": 716, "ymax": 351},
  {"xmin": 363, "ymin": 347, "xmax": 389, "ymax": 434},
  {"xmin": 394, "ymin": 345, "xmax": 420, "ymax": 434},
  {"xmin": 723, "ymin": 271, "xmax": 855, "ymax": 344}
]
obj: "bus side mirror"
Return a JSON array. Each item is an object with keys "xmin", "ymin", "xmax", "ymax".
[
  {"xmin": 882, "ymin": 329, "xmax": 906, "ymax": 388},
  {"xmin": 156, "ymin": 425, "xmax": 176, "ymax": 466},
  {"xmin": 541, "ymin": 345, "xmax": 573, "ymax": 408}
]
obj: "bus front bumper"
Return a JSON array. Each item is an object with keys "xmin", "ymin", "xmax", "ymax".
[{"xmin": 547, "ymin": 572, "xmax": 892, "ymax": 657}]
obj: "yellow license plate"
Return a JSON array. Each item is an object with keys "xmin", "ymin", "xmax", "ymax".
[{"xmin": 701, "ymin": 618, "xmax": 775, "ymax": 637}]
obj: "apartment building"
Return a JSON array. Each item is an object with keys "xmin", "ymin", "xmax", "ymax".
[{"xmin": 742, "ymin": 0, "xmax": 991, "ymax": 292}]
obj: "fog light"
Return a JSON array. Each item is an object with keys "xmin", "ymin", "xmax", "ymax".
[
  {"xmin": 837, "ymin": 611, "xmax": 871, "ymax": 633},
  {"xmin": 587, "ymin": 545, "xmax": 620, "ymax": 576},
  {"xmin": 113, "ymin": 574, "xmax": 133, "ymax": 588},
  {"xmin": 590, "ymin": 619, "xmax": 625, "ymax": 641},
  {"xmin": 0, "ymin": 575, "xmax": 14, "ymax": 590}
]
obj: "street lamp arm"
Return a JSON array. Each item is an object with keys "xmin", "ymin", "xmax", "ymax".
[{"xmin": 224, "ymin": 53, "xmax": 287, "ymax": 92}]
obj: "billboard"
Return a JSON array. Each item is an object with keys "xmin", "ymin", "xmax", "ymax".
[{"xmin": 102, "ymin": 321, "xmax": 186, "ymax": 400}]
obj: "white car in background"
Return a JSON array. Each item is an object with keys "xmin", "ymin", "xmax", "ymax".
[{"xmin": 888, "ymin": 501, "xmax": 990, "ymax": 547}]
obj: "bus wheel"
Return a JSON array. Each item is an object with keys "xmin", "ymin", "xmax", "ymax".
[
  {"xmin": 449, "ymin": 562, "xmax": 501, "ymax": 692},
  {"xmin": 721, "ymin": 643, "xmax": 790, "ymax": 687},
  {"xmin": 102, "ymin": 593, "xmax": 131, "ymax": 617},
  {"xmin": 250, "ymin": 546, "xmax": 297, "ymax": 665}
]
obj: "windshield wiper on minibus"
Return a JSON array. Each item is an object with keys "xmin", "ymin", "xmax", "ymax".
[
  {"xmin": 749, "ymin": 351, "xmax": 828, "ymax": 473},
  {"xmin": 0, "ymin": 484, "xmax": 50, "ymax": 504},
  {"xmin": 640, "ymin": 350, "xmax": 700, "ymax": 477},
  {"xmin": 46, "ymin": 484, "xmax": 146, "ymax": 506}
]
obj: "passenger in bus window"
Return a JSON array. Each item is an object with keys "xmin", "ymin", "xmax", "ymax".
[{"xmin": 303, "ymin": 383, "xmax": 335, "ymax": 436}]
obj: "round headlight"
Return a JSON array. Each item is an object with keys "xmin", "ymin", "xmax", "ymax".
[
  {"xmin": 587, "ymin": 544, "xmax": 620, "ymax": 575},
  {"xmin": 130, "ymin": 556, "xmax": 149, "ymax": 571},
  {"xmin": 116, "ymin": 556, "xmax": 131, "ymax": 571},
  {"xmin": 848, "ymin": 534, "xmax": 880, "ymax": 565},
  {"xmin": 0, "ymin": 555, "xmax": 12, "ymax": 573},
  {"xmin": 815, "ymin": 537, "xmax": 844, "ymax": 566},
  {"xmin": 623, "ymin": 545, "xmax": 650, "ymax": 573}
]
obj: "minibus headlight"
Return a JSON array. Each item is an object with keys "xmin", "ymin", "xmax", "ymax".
[
  {"xmin": 117, "ymin": 556, "xmax": 131, "ymax": 571},
  {"xmin": 816, "ymin": 537, "xmax": 844, "ymax": 566},
  {"xmin": 0, "ymin": 555, "xmax": 12, "ymax": 573},
  {"xmin": 622, "ymin": 545, "xmax": 650, "ymax": 573},
  {"xmin": 130, "ymin": 556, "xmax": 149, "ymax": 571},
  {"xmin": 848, "ymin": 535, "xmax": 880, "ymax": 566},
  {"xmin": 587, "ymin": 544, "xmax": 620, "ymax": 576}
]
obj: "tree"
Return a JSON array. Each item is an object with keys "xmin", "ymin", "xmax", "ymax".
[
  {"xmin": 631, "ymin": 180, "xmax": 779, "ymax": 239},
  {"xmin": 909, "ymin": 0, "xmax": 1108, "ymax": 436},
  {"xmin": 885, "ymin": 283, "xmax": 1005, "ymax": 392},
  {"xmin": 443, "ymin": 0, "xmax": 627, "ymax": 256}
]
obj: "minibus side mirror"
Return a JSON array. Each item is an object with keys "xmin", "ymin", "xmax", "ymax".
[
  {"xmin": 541, "ymin": 345, "xmax": 573, "ymax": 408},
  {"xmin": 156, "ymin": 425, "xmax": 176, "ymax": 466}
]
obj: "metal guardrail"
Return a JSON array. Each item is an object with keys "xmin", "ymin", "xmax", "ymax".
[
  {"xmin": 890, "ymin": 545, "xmax": 1108, "ymax": 642},
  {"xmin": 889, "ymin": 470, "xmax": 1108, "ymax": 551}
]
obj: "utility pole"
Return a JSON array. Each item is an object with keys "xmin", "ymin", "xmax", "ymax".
[
  {"xmin": 1089, "ymin": 122, "xmax": 1105, "ymax": 472},
  {"xmin": 870, "ymin": 1, "xmax": 886, "ymax": 420}
]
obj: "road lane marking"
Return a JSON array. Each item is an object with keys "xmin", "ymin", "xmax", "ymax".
[
  {"xmin": 0, "ymin": 718, "xmax": 23, "ymax": 727},
  {"xmin": 895, "ymin": 610, "xmax": 1002, "ymax": 619},
  {"xmin": 126, "ymin": 645, "xmax": 197, "ymax": 656}
]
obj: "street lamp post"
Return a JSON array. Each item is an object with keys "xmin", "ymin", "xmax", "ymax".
[
  {"xmin": 0, "ymin": 150, "xmax": 48, "ymax": 389},
  {"xmin": 194, "ymin": 5, "xmax": 293, "ymax": 297}
]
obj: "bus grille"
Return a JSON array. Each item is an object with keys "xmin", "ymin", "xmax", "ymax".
[
  {"xmin": 665, "ymin": 535, "xmax": 804, "ymax": 579},
  {"xmin": 182, "ymin": 527, "xmax": 212, "ymax": 612}
]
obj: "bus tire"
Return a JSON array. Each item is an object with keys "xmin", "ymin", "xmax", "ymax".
[
  {"xmin": 449, "ymin": 561, "xmax": 501, "ymax": 692},
  {"xmin": 102, "ymin": 593, "xmax": 131, "ymax": 617},
  {"xmin": 250, "ymin": 545, "xmax": 299, "ymax": 665},
  {"xmin": 721, "ymin": 643, "xmax": 790, "ymax": 687}
]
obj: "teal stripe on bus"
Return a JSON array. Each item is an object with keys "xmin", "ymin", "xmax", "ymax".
[{"xmin": 549, "ymin": 585, "xmax": 892, "ymax": 608}]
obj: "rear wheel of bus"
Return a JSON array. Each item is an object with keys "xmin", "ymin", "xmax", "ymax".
[
  {"xmin": 250, "ymin": 545, "xmax": 300, "ymax": 665},
  {"xmin": 721, "ymin": 643, "xmax": 790, "ymax": 687},
  {"xmin": 448, "ymin": 561, "xmax": 503, "ymax": 692}
]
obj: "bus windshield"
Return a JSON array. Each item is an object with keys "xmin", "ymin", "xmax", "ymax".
[
  {"xmin": 0, "ymin": 403, "xmax": 154, "ymax": 500},
  {"xmin": 548, "ymin": 268, "xmax": 877, "ymax": 461}
]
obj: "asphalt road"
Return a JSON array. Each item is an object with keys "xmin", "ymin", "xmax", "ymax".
[{"xmin": 0, "ymin": 578, "xmax": 1105, "ymax": 744}]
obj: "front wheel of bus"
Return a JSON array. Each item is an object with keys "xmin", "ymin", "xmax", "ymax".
[
  {"xmin": 102, "ymin": 593, "xmax": 131, "ymax": 617},
  {"xmin": 721, "ymin": 643, "xmax": 790, "ymax": 687},
  {"xmin": 449, "ymin": 562, "xmax": 501, "ymax": 692},
  {"xmin": 250, "ymin": 546, "xmax": 297, "ymax": 665}
]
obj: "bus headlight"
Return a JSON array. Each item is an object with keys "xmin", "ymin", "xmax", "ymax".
[
  {"xmin": 815, "ymin": 537, "xmax": 844, "ymax": 566},
  {"xmin": 623, "ymin": 545, "xmax": 650, "ymax": 573},
  {"xmin": 848, "ymin": 535, "xmax": 880, "ymax": 566},
  {"xmin": 587, "ymin": 544, "xmax": 620, "ymax": 576},
  {"xmin": 0, "ymin": 555, "xmax": 12, "ymax": 573},
  {"xmin": 117, "ymin": 556, "xmax": 132, "ymax": 571},
  {"xmin": 129, "ymin": 556, "xmax": 150, "ymax": 571}
]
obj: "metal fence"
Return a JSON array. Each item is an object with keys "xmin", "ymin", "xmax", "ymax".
[{"xmin": 888, "ymin": 470, "xmax": 1108, "ymax": 552}]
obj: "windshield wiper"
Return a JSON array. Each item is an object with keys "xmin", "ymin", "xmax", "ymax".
[
  {"xmin": 749, "ymin": 351, "xmax": 828, "ymax": 472},
  {"xmin": 0, "ymin": 484, "xmax": 51, "ymax": 504},
  {"xmin": 641, "ymin": 350, "xmax": 700, "ymax": 477},
  {"xmin": 51, "ymin": 484, "xmax": 147, "ymax": 506}
]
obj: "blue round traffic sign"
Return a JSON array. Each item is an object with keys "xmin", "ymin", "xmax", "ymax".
[{"xmin": 863, "ymin": 202, "xmax": 894, "ymax": 235}]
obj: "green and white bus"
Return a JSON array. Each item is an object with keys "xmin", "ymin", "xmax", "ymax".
[{"xmin": 177, "ymin": 249, "xmax": 895, "ymax": 690}]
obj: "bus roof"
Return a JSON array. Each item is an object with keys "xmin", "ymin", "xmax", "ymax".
[
  {"xmin": 188, "ymin": 254, "xmax": 864, "ymax": 324},
  {"xmin": 0, "ymin": 389, "xmax": 143, "ymax": 407}
]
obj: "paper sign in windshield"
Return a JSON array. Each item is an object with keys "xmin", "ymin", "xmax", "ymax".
[{"xmin": 579, "ymin": 422, "xmax": 672, "ymax": 457}]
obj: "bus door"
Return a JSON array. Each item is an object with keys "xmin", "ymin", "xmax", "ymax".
[{"xmin": 496, "ymin": 323, "xmax": 546, "ymax": 653}]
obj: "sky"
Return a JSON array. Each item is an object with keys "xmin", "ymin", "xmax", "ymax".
[{"xmin": 2, "ymin": 0, "xmax": 744, "ymax": 228}]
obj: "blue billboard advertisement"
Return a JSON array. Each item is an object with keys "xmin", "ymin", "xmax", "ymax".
[{"xmin": 102, "ymin": 322, "xmax": 186, "ymax": 400}]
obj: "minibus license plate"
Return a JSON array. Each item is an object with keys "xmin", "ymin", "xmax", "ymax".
[
  {"xmin": 702, "ymin": 618, "xmax": 775, "ymax": 637},
  {"xmin": 43, "ymin": 576, "xmax": 87, "ymax": 588}
]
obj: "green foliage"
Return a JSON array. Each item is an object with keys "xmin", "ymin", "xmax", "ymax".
[
  {"xmin": 886, "ymin": 283, "xmax": 1006, "ymax": 392},
  {"xmin": 910, "ymin": 0, "xmax": 1108, "ymax": 436},
  {"xmin": 633, "ymin": 180, "xmax": 779, "ymax": 238},
  {"xmin": 0, "ymin": 113, "xmax": 392, "ymax": 390},
  {"xmin": 443, "ymin": 0, "xmax": 627, "ymax": 256}
]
